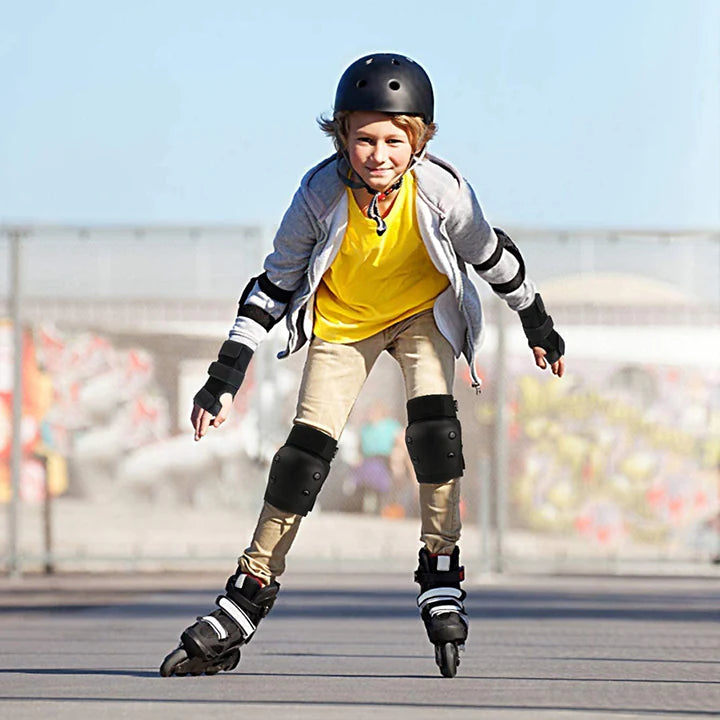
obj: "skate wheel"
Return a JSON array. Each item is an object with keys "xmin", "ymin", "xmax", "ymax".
[
  {"xmin": 435, "ymin": 642, "xmax": 459, "ymax": 678},
  {"xmin": 160, "ymin": 647, "xmax": 189, "ymax": 677}
]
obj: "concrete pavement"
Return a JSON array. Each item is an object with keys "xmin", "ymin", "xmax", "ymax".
[{"xmin": 0, "ymin": 571, "xmax": 718, "ymax": 719}]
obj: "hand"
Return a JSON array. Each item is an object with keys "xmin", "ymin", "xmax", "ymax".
[
  {"xmin": 532, "ymin": 346, "xmax": 565, "ymax": 377},
  {"xmin": 191, "ymin": 392, "xmax": 233, "ymax": 441}
]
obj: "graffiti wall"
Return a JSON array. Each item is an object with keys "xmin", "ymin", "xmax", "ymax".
[
  {"xmin": 1, "ymin": 322, "xmax": 169, "ymax": 504},
  {"xmin": 508, "ymin": 357, "xmax": 719, "ymax": 556},
  {"xmin": 2, "ymin": 318, "xmax": 719, "ymax": 567},
  {"xmin": 0, "ymin": 322, "xmax": 68, "ymax": 503}
]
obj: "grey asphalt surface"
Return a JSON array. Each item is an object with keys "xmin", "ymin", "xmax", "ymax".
[{"xmin": 0, "ymin": 571, "xmax": 718, "ymax": 720}]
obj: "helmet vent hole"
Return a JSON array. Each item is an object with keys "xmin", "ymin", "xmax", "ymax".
[
  {"xmin": 388, "ymin": 80, "xmax": 401, "ymax": 91},
  {"xmin": 365, "ymin": 58, "xmax": 373, "ymax": 64},
  {"xmin": 356, "ymin": 80, "xmax": 367, "ymax": 88},
  {"xmin": 391, "ymin": 58, "xmax": 400, "ymax": 65}
]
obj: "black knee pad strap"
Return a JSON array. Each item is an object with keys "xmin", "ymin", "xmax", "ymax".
[
  {"xmin": 406, "ymin": 394, "xmax": 464, "ymax": 484},
  {"xmin": 264, "ymin": 424, "xmax": 337, "ymax": 516}
]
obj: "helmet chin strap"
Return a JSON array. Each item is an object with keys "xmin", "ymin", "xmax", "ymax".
[{"xmin": 336, "ymin": 147, "xmax": 427, "ymax": 236}]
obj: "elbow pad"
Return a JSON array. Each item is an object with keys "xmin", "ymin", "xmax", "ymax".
[
  {"xmin": 518, "ymin": 293, "xmax": 565, "ymax": 364},
  {"xmin": 194, "ymin": 340, "xmax": 254, "ymax": 416},
  {"xmin": 473, "ymin": 227, "xmax": 527, "ymax": 295}
]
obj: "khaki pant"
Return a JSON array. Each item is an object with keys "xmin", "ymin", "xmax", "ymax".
[{"xmin": 238, "ymin": 310, "xmax": 462, "ymax": 584}]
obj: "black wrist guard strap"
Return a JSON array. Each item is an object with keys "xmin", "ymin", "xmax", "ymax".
[
  {"xmin": 193, "ymin": 340, "xmax": 254, "ymax": 416},
  {"xmin": 518, "ymin": 293, "xmax": 565, "ymax": 365}
]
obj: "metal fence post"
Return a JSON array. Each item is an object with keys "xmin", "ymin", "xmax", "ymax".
[
  {"xmin": 8, "ymin": 228, "xmax": 24, "ymax": 577},
  {"xmin": 492, "ymin": 298, "xmax": 508, "ymax": 574}
]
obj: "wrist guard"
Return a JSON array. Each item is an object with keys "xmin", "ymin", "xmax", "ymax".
[
  {"xmin": 194, "ymin": 340, "xmax": 254, "ymax": 416},
  {"xmin": 518, "ymin": 293, "xmax": 565, "ymax": 365}
]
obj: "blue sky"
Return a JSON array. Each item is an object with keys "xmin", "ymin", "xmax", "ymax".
[{"xmin": 1, "ymin": 0, "xmax": 718, "ymax": 229}]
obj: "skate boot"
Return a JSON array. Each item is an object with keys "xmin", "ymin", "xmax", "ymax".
[
  {"xmin": 160, "ymin": 570, "xmax": 280, "ymax": 677},
  {"xmin": 414, "ymin": 546, "xmax": 468, "ymax": 678}
]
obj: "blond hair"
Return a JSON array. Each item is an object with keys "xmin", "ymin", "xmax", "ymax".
[{"xmin": 318, "ymin": 111, "xmax": 437, "ymax": 155}]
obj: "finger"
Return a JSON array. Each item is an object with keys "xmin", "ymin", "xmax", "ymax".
[
  {"xmin": 191, "ymin": 405, "xmax": 203, "ymax": 437},
  {"xmin": 193, "ymin": 407, "xmax": 213, "ymax": 441},
  {"xmin": 198, "ymin": 410, "xmax": 214, "ymax": 440},
  {"xmin": 533, "ymin": 347, "xmax": 547, "ymax": 370},
  {"xmin": 212, "ymin": 393, "xmax": 233, "ymax": 427},
  {"xmin": 193, "ymin": 409, "xmax": 206, "ymax": 441},
  {"xmin": 550, "ymin": 357, "xmax": 564, "ymax": 377}
]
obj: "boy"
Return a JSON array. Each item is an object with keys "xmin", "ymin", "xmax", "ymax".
[{"xmin": 160, "ymin": 52, "xmax": 565, "ymax": 679}]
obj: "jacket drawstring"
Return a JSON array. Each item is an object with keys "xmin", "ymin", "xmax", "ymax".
[{"xmin": 366, "ymin": 179, "xmax": 403, "ymax": 236}]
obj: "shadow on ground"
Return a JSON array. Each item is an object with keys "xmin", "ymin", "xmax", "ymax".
[{"xmin": 1, "ymin": 585, "xmax": 718, "ymax": 623}]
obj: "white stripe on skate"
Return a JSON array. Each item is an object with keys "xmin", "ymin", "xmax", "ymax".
[
  {"xmin": 217, "ymin": 596, "xmax": 256, "ymax": 639},
  {"xmin": 436, "ymin": 556, "xmax": 451, "ymax": 571},
  {"xmin": 417, "ymin": 587, "xmax": 463, "ymax": 607},
  {"xmin": 201, "ymin": 615, "xmax": 228, "ymax": 640},
  {"xmin": 428, "ymin": 607, "xmax": 469, "ymax": 629},
  {"xmin": 233, "ymin": 573, "xmax": 248, "ymax": 589},
  {"xmin": 428, "ymin": 603, "xmax": 464, "ymax": 616}
]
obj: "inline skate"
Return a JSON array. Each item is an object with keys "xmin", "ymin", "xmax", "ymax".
[
  {"xmin": 414, "ymin": 546, "xmax": 468, "ymax": 678},
  {"xmin": 160, "ymin": 570, "xmax": 279, "ymax": 677}
]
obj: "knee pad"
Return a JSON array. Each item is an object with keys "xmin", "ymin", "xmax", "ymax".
[
  {"xmin": 406, "ymin": 395, "xmax": 464, "ymax": 484},
  {"xmin": 264, "ymin": 424, "xmax": 337, "ymax": 516}
]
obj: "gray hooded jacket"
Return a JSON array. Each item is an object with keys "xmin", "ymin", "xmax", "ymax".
[{"xmin": 229, "ymin": 153, "xmax": 536, "ymax": 387}]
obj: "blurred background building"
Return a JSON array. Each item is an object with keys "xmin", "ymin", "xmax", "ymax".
[{"xmin": 1, "ymin": 225, "xmax": 717, "ymax": 574}]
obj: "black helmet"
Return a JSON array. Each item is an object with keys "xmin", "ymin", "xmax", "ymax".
[{"xmin": 334, "ymin": 53, "xmax": 434, "ymax": 124}]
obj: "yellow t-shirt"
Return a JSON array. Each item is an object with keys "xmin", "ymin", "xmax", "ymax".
[{"xmin": 313, "ymin": 172, "xmax": 450, "ymax": 343}]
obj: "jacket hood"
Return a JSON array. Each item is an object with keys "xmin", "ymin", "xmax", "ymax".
[{"xmin": 413, "ymin": 153, "xmax": 465, "ymax": 217}]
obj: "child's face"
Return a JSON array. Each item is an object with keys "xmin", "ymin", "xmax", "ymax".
[{"xmin": 346, "ymin": 111, "xmax": 414, "ymax": 193}]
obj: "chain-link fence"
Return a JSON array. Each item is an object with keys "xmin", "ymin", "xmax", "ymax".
[{"xmin": 1, "ymin": 225, "xmax": 719, "ymax": 574}]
